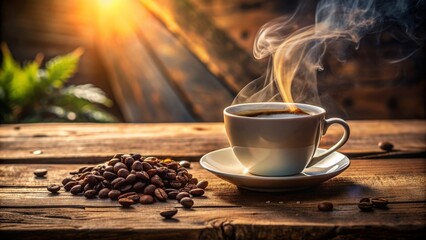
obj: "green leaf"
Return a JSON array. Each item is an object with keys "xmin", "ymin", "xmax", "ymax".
[{"xmin": 46, "ymin": 48, "xmax": 83, "ymax": 88}]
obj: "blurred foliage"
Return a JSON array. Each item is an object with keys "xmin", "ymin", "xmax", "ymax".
[{"xmin": 0, "ymin": 43, "xmax": 117, "ymax": 123}]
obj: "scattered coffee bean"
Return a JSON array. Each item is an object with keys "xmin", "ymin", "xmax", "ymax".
[
  {"xmin": 317, "ymin": 201, "xmax": 333, "ymax": 212},
  {"xmin": 84, "ymin": 190, "xmax": 97, "ymax": 199},
  {"xmin": 142, "ymin": 162, "xmax": 153, "ymax": 171},
  {"xmin": 160, "ymin": 208, "xmax": 178, "ymax": 219},
  {"xmin": 179, "ymin": 160, "xmax": 191, "ymax": 168},
  {"xmin": 196, "ymin": 180, "xmax": 208, "ymax": 189},
  {"xmin": 118, "ymin": 197, "xmax": 134, "ymax": 207},
  {"xmin": 378, "ymin": 141, "xmax": 394, "ymax": 152},
  {"xmin": 98, "ymin": 188, "xmax": 111, "ymax": 199},
  {"xmin": 108, "ymin": 190, "xmax": 121, "ymax": 200},
  {"xmin": 34, "ymin": 169, "xmax": 48, "ymax": 177},
  {"xmin": 131, "ymin": 161, "xmax": 143, "ymax": 171},
  {"xmin": 180, "ymin": 197, "xmax": 194, "ymax": 208},
  {"xmin": 372, "ymin": 198, "xmax": 389, "ymax": 208},
  {"xmin": 176, "ymin": 192, "xmax": 190, "ymax": 202},
  {"xmin": 151, "ymin": 175, "xmax": 164, "ymax": 187},
  {"xmin": 47, "ymin": 184, "xmax": 61, "ymax": 194},
  {"xmin": 154, "ymin": 188, "xmax": 168, "ymax": 202},
  {"xmin": 108, "ymin": 158, "xmax": 121, "ymax": 166},
  {"xmin": 189, "ymin": 188, "xmax": 205, "ymax": 197},
  {"xmin": 119, "ymin": 184, "xmax": 132, "ymax": 192},
  {"xmin": 140, "ymin": 194, "xmax": 155, "ymax": 204},
  {"xmin": 359, "ymin": 197, "xmax": 371, "ymax": 203},
  {"xmin": 133, "ymin": 182, "xmax": 146, "ymax": 192},
  {"xmin": 358, "ymin": 202, "xmax": 374, "ymax": 211}
]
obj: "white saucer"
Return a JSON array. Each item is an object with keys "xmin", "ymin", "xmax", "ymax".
[{"xmin": 200, "ymin": 148, "xmax": 350, "ymax": 192}]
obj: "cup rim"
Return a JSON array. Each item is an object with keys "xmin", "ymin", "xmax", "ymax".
[{"xmin": 224, "ymin": 102, "xmax": 326, "ymax": 119}]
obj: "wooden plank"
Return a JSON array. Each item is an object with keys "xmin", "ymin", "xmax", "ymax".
[
  {"xmin": 0, "ymin": 159, "xmax": 425, "ymax": 239},
  {"xmin": 139, "ymin": 0, "xmax": 265, "ymax": 93},
  {"xmin": 0, "ymin": 203, "xmax": 425, "ymax": 240},
  {"xmin": 133, "ymin": 6, "xmax": 235, "ymax": 121},
  {"xmin": 0, "ymin": 159, "xmax": 425, "ymax": 207},
  {"xmin": 0, "ymin": 121, "xmax": 424, "ymax": 163}
]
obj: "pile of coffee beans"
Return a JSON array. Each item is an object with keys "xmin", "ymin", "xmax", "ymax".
[
  {"xmin": 56, "ymin": 153, "xmax": 208, "ymax": 212},
  {"xmin": 358, "ymin": 197, "xmax": 389, "ymax": 211}
]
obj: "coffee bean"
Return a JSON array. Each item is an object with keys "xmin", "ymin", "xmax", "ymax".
[
  {"xmin": 121, "ymin": 154, "xmax": 132, "ymax": 161},
  {"xmin": 113, "ymin": 162, "xmax": 127, "ymax": 173},
  {"xmin": 167, "ymin": 190, "xmax": 179, "ymax": 199},
  {"xmin": 151, "ymin": 175, "xmax": 164, "ymax": 187},
  {"xmin": 103, "ymin": 171, "xmax": 117, "ymax": 181},
  {"xmin": 102, "ymin": 180, "xmax": 111, "ymax": 188},
  {"xmin": 117, "ymin": 168, "xmax": 130, "ymax": 178},
  {"xmin": 154, "ymin": 188, "xmax": 168, "ymax": 202},
  {"xmin": 120, "ymin": 184, "xmax": 132, "ymax": 192},
  {"xmin": 132, "ymin": 153, "xmax": 142, "ymax": 160},
  {"xmin": 64, "ymin": 181, "xmax": 78, "ymax": 191},
  {"xmin": 144, "ymin": 184, "xmax": 156, "ymax": 195},
  {"xmin": 146, "ymin": 169, "xmax": 157, "ymax": 177},
  {"xmin": 34, "ymin": 169, "xmax": 47, "ymax": 177},
  {"xmin": 189, "ymin": 188, "xmax": 205, "ymax": 197},
  {"xmin": 47, "ymin": 184, "xmax": 61, "ymax": 194},
  {"xmin": 86, "ymin": 175, "xmax": 98, "ymax": 185},
  {"xmin": 62, "ymin": 177, "xmax": 73, "ymax": 186},
  {"xmin": 105, "ymin": 166, "xmax": 114, "ymax": 172},
  {"xmin": 94, "ymin": 183, "xmax": 103, "ymax": 192},
  {"xmin": 358, "ymin": 202, "xmax": 374, "ymax": 211},
  {"xmin": 196, "ymin": 180, "xmax": 208, "ymax": 189},
  {"xmin": 124, "ymin": 157, "xmax": 135, "ymax": 167},
  {"xmin": 378, "ymin": 141, "xmax": 394, "ymax": 152},
  {"xmin": 170, "ymin": 181, "xmax": 181, "ymax": 189},
  {"xmin": 70, "ymin": 185, "xmax": 83, "ymax": 195},
  {"xmin": 125, "ymin": 173, "xmax": 137, "ymax": 184},
  {"xmin": 118, "ymin": 197, "xmax": 134, "ymax": 207},
  {"xmin": 113, "ymin": 153, "xmax": 124, "ymax": 159},
  {"xmin": 317, "ymin": 201, "xmax": 333, "ymax": 211},
  {"xmin": 176, "ymin": 192, "xmax": 190, "ymax": 202},
  {"xmin": 84, "ymin": 183, "xmax": 93, "ymax": 192},
  {"xmin": 165, "ymin": 188, "xmax": 177, "ymax": 193},
  {"xmin": 166, "ymin": 172, "xmax": 176, "ymax": 180},
  {"xmin": 179, "ymin": 160, "xmax": 191, "ymax": 168},
  {"xmin": 160, "ymin": 208, "xmax": 178, "ymax": 219},
  {"xmin": 108, "ymin": 190, "xmax": 121, "ymax": 200},
  {"xmin": 112, "ymin": 177, "xmax": 126, "ymax": 189},
  {"xmin": 98, "ymin": 188, "xmax": 111, "ymax": 199},
  {"xmin": 108, "ymin": 158, "xmax": 121, "ymax": 166},
  {"xmin": 180, "ymin": 197, "xmax": 194, "ymax": 208},
  {"xmin": 142, "ymin": 162, "xmax": 153, "ymax": 171},
  {"xmin": 360, "ymin": 198, "xmax": 371, "ymax": 203},
  {"xmin": 84, "ymin": 190, "xmax": 97, "ymax": 199},
  {"xmin": 132, "ymin": 161, "xmax": 143, "ymax": 171},
  {"xmin": 119, "ymin": 192, "xmax": 137, "ymax": 199},
  {"xmin": 136, "ymin": 171, "xmax": 150, "ymax": 181},
  {"xmin": 140, "ymin": 194, "xmax": 155, "ymax": 204},
  {"xmin": 167, "ymin": 162, "xmax": 179, "ymax": 171},
  {"xmin": 133, "ymin": 182, "xmax": 146, "ymax": 192},
  {"xmin": 189, "ymin": 178, "xmax": 198, "ymax": 184},
  {"xmin": 372, "ymin": 198, "xmax": 389, "ymax": 208}
]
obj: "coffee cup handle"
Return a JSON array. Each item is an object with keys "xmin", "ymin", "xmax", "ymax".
[{"xmin": 306, "ymin": 118, "xmax": 350, "ymax": 168}]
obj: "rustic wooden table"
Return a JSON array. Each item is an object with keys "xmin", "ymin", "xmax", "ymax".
[{"xmin": 0, "ymin": 121, "xmax": 425, "ymax": 239}]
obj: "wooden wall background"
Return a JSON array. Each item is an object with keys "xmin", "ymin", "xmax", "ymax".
[{"xmin": 1, "ymin": 0, "xmax": 425, "ymax": 122}]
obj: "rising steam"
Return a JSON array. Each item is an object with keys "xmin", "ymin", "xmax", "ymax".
[{"xmin": 233, "ymin": 0, "xmax": 422, "ymax": 109}]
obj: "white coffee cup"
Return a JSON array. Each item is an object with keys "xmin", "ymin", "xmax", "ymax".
[{"xmin": 224, "ymin": 102, "xmax": 350, "ymax": 176}]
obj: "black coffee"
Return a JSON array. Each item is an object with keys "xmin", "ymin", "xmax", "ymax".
[{"xmin": 236, "ymin": 108, "xmax": 309, "ymax": 118}]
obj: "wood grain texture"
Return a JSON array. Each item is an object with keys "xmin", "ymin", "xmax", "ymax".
[
  {"xmin": 0, "ymin": 160, "xmax": 425, "ymax": 239},
  {"xmin": 0, "ymin": 121, "xmax": 424, "ymax": 163}
]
